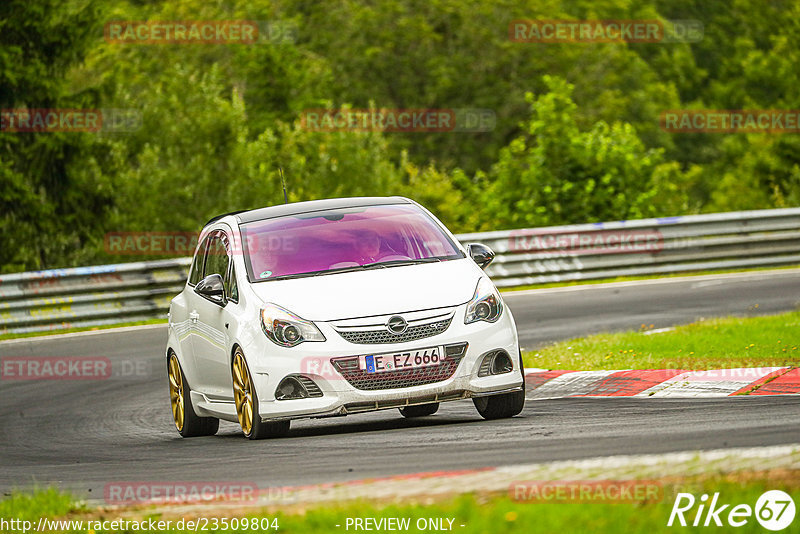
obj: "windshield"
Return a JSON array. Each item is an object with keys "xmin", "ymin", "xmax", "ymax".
[{"xmin": 240, "ymin": 203, "xmax": 464, "ymax": 281}]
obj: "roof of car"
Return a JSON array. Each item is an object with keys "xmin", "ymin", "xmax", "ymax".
[{"xmin": 221, "ymin": 196, "xmax": 413, "ymax": 225}]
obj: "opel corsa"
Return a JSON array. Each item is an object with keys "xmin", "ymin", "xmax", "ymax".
[{"xmin": 166, "ymin": 197, "xmax": 524, "ymax": 439}]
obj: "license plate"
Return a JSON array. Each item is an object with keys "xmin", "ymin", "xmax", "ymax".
[{"xmin": 360, "ymin": 347, "xmax": 443, "ymax": 374}]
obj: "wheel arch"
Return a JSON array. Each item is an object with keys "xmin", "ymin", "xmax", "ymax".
[{"xmin": 230, "ymin": 342, "xmax": 244, "ymax": 367}]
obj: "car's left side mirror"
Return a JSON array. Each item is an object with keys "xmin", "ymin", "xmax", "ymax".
[
  {"xmin": 467, "ymin": 243, "xmax": 495, "ymax": 270},
  {"xmin": 195, "ymin": 273, "xmax": 227, "ymax": 306}
]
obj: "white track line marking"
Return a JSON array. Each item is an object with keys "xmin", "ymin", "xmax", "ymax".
[{"xmin": 637, "ymin": 367, "xmax": 788, "ymax": 397}]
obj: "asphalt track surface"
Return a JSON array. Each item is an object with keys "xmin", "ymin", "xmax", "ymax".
[{"xmin": 1, "ymin": 270, "xmax": 799, "ymax": 497}]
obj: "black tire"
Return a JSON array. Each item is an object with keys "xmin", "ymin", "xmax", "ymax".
[
  {"xmin": 472, "ymin": 352, "xmax": 526, "ymax": 420},
  {"xmin": 246, "ymin": 394, "xmax": 291, "ymax": 441},
  {"xmin": 168, "ymin": 352, "xmax": 219, "ymax": 438},
  {"xmin": 399, "ymin": 403, "xmax": 440, "ymax": 418}
]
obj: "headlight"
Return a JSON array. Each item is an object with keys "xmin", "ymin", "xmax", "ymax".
[
  {"xmin": 260, "ymin": 304, "xmax": 326, "ymax": 347},
  {"xmin": 464, "ymin": 277, "xmax": 503, "ymax": 324}
]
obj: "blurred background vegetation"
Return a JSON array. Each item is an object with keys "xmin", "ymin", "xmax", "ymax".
[{"xmin": 2, "ymin": 0, "xmax": 800, "ymax": 272}]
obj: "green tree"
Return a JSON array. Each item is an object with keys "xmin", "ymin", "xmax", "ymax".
[
  {"xmin": 487, "ymin": 76, "xmax": 689, "ymax": 229},
  {"xmin": 284, "ymin": 0, "xmax": 681, "ymax": 175},
  {"xmin": 0, "ymin": 0, "xmax": 117, "ymax": 272}
]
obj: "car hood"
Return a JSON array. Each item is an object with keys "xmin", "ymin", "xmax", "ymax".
[{"xmin": 249, "ymin": 258, "xmax": 482, "ymax": 321}]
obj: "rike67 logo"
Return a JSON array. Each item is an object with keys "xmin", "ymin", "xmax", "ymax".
[{"xmin": 668, "ymin": 490, "xmax": 795, "ymax": 531}]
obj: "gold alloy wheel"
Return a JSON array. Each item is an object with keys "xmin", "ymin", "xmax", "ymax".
[
  {"xmin": 168, "ymin": 354, "xmax": 185, "ymax": 431},
  {"xmin": 232, "ymin": 350, "xmax": 254, "ymax": 436}
]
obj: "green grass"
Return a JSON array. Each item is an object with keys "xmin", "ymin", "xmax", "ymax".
[
  {"xmin": 0, "ymin": 487, "xmax": 80, "ymax": 520},
  {"xmin": 0, "ymin": 318, "xmax": 165, "ymax": 341},
  {"xmin": 524, "ymin": 310, "xmax": 800, "ymax": 371},
  {"xmin": 501, "ymin": 265, "xmax": 800, "ymax": 293},
  {"xmin": 1, "ymin": 472, "xmax": 797, "ymax": 533}
]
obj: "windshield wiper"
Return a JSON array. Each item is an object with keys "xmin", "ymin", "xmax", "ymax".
[
  {"xmin": 310, "ymin": 258, "xmax": 441, "ymax": 275},
  {"xmin": 267, "ymin": 270, "xmax": 331, "ymax": 281},
  {"xmin": 261, "ymin": 258, "xmax": 443, "ymax": 281},
  {"xmin": 361, "ymin": 258, "xmax": 442, "ymax": 269},
  {"xmin": 325, "ymin": 264, "xmax": 385, "ymax": 274}
]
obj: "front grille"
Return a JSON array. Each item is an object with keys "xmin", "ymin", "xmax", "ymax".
[
  {"xmin": 335, "ymin": 315, "xmax": 452, "ymax": 344},
  {"xmin": 330, "ymin": 343, "xmax": 467, "ymax": 391}
]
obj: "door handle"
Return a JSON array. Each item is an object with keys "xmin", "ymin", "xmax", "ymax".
[{"xmin": 189, "ymin": 311, "xmax": 199, "ymax": 323}]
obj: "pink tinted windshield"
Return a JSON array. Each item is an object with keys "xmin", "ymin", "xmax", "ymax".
[{"xmin": 240, "ymin": 204, "xmax": 463, "ymax": 281}]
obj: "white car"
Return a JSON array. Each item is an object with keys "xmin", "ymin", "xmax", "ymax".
[{"xmin": 166, "ymin": 197, "xmax": 524, "ymax": 439}]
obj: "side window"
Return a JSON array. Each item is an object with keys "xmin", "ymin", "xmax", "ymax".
[
  {"xmin": 205, "ymin": 235, "xmax": 230, "ymax": 279},
  {"xmin": 225, "ymin": 263, "xmax": 239, "ymax": 303},
  {"xmin": 188, "ymin": 237, "xmax": 209, "ymax": 286}
]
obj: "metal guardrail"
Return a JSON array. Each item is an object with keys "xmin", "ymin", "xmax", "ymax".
[
  {"xmin": 2, "ymin": 208, "xmax": 799, "ymax": 335},
  {"xmin": 0, "ymin": 260, "xmax": 191, "ymax": 335},
  {"xmin": 461, "ymin": 207, "xmax": 800, "ymax": 288}
]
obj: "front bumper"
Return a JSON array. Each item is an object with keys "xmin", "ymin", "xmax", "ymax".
[{"xmin": 245, "ymin": 303, "xmax": 522, "ymax": 422}]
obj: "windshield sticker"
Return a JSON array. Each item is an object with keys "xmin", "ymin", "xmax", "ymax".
[{"xmin": 259, "ymin": 270, "xmax": 272, "ymax": 279}]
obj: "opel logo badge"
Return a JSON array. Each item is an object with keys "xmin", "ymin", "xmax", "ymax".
[{"xmin": 386, "ymin": 315, "xmax": 408, "ymax": 335}]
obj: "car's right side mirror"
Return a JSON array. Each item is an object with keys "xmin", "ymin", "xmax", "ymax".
[{"xmin": 467, "ymin": 243, "xmax": 495, "ymax": 270}]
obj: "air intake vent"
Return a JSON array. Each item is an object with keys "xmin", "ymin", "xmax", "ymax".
[
  {"xmin": 275, "ymin": 374, "xmax": 323, "ymax": 400},
  {"xmin": 477, "ymin": 350, "xmax": 513, "ymax": 377}
]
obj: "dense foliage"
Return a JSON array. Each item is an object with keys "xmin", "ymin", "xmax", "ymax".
[{"xmin": 2, "ymin": 0, "xmax": 799, "ymax": 271}]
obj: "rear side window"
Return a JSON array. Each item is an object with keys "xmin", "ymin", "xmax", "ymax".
[
  {"xmin": 188, "ymin": 237, "xmax": 209, "ymax": 286},
  {"xmin": 225, "ymin": 263, "xmax": 239, "ymax": 303}
]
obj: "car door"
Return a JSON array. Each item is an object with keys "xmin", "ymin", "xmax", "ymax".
[
  {"xmin": 190, "ymin": 231, "xmax": 235, "ymax": 400},
  {"xmin": 171, "ymin": 236, "xmax": 209, "ymax": 381}
]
